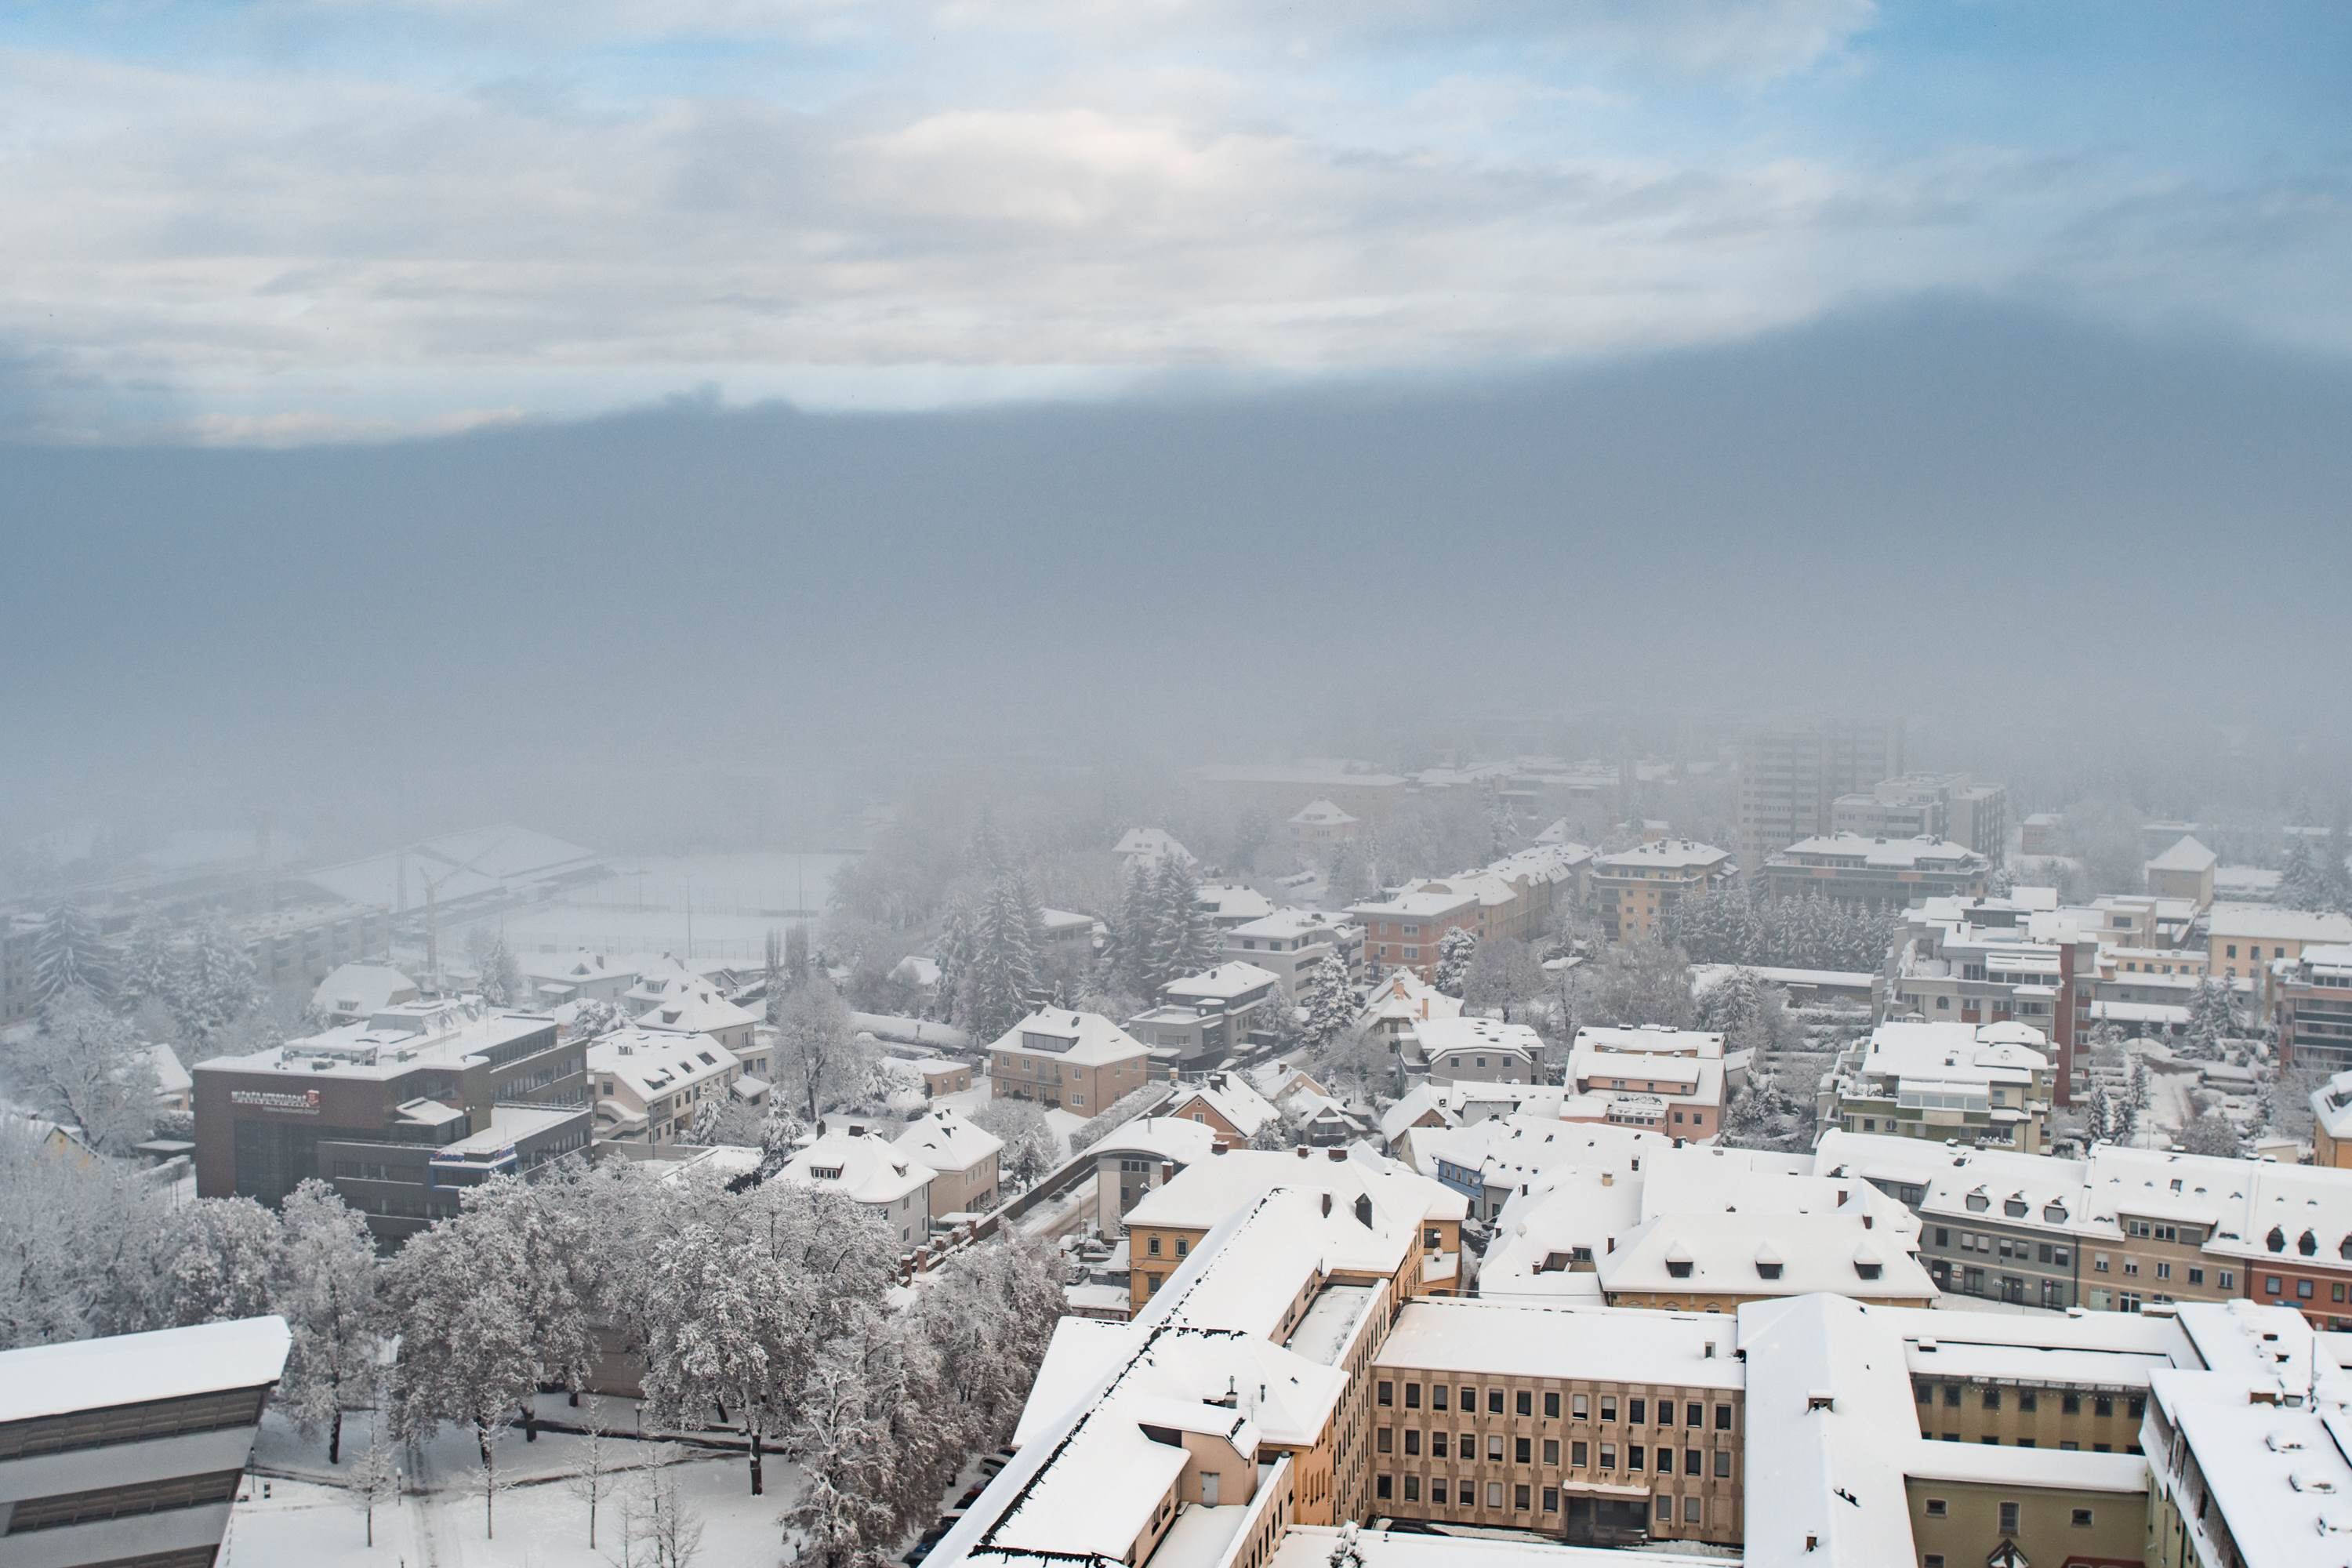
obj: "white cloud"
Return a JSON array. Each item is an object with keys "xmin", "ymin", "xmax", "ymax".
[{"xmin": 1, "ymin": 2, "xmax": 2343, "ymax": 443}]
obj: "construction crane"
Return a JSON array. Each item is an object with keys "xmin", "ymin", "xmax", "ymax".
[{"xmin": 403, "ymin": 833, "xmax": 510, "ymax": 992}]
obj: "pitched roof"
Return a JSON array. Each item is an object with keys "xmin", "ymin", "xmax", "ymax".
[
  {"xmin": 891, "ymin": 1108, "xmax": 1004, "ymax": 1173},
  {"xmin": 779, "ymin": 1129, "xmax": 933, "ymax": 1205},
  {"xmin": 989, "ymin": 1008, "xmax": 1151, "ymax": 1065}
]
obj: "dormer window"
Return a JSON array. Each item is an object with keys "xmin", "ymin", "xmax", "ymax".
[
  {"xmin": 1856, "ymin": 1261, "xmax": 1882, "ymax": 1281},
  {"xmin": 1666, "ymin": 1259, "xmax": 1693, "ymax": 1279},
  {"xmin": 2269, "ymin": 1226, "xmax": 2287, "ymax": 1254},
  {"xmin": 2300, "ymin": 1230, "xmax": 2319, "ymax": 1258},
  {"xmin": 810, "ymin": 1165, "xmax": 844, "ymax": 1181}
]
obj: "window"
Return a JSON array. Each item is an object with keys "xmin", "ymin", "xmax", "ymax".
[
  {"xmin": 1715, "ymin": 1450, "xmax": 1732, "ymax": 1478},
  {"xmin": 1431, "ymin": 1432, "xmax": 1448, "ymax": 1459},
  {"xmin": 1982, "ymin": 1388, "xmax": 2000, "ymax": 1411},
  {"xmin": 1600, "ymin": 1397, "xmax": 1618, "ymax": 1421},
  {"xmin": 1999, "ymin": 1501, "xmax": 2020, "ymax": 1534},
  {"xmin": 1572, "ymin": 1394, "xmax": 1589, "ymax": 1419},
  {"xmin": 1377, "ymin": 1428, "xmax": 1392, "ymax": 1454},
  {"xmin": 1543, "ymin": 1487, "xmax": 1559, "ymax": 1512},
  {"xmin": 1488, "ymin": 1388, "xmax": 1504, "ymax": 1415},
  {"xmin": 1404, "ymin": 1430, "xmax": 1421, "ymax": 1456},
  {"xmin": 1432, "ymin": 1385, "xmax": 1449, "ymax": 1411},
  {"xmin": 1543, "ymin": 1439, "xmax": 1559, "ymax": 1465},
  {"xmin": 1656, "ymin": 1448, "xmax": 1673, "ymax": 1474},
  {"xmin": 1686, "ymin": 1402, "xmax": 1702, "ymax": 1427},
  {"xmin": 2062, "ymin": 1392, "xmax": 2080, "ymax": 1414},
  {"xmin": 2094, "ymin": 1396, "xmax": 2113, "ymax": 1417},
  {"xmin": 1628, "ymin": 1446, "xmax": 1645, "ymax": 1472},
  {"xmin": 1377, "ymin": 1475, "xmax": 1392, "ymax": 1501},
  {"xmin": 1655, "ymin": 1496, "xmax": 1672, "ymax": 1523},
  {"xmin": 1486, "ymin": 1482, "xmax": 1503, "ymax": 1508},
  {"xmin": 1147, "ymin": 1236, "xmax": 1162, "ymax": 1257},
  {"xmin": 1600, "ymin": 1444, "xmax": 1616, "ymax": 1470},
  {"xmin": 1403, "ymin": 1476, "xmax": 1420, "ymax": 1503},
  {"xmin": 1457, "ymin": 1479, "xmax": 1475, "ymax": 1505},
  {"xmin": 1686, "ymin": 1497, "xmax": 1702, "ymax": 1524},
  {"xmin": 1687, "ymin": 1448, "xmax": 1701, "ymax": 1475},
  {"xmin": 1544, "ymin": 1392, "xmax": 1560, "ymax": 1417},
  {"xmin": 1925, "ymin": 1499, "xmax": 1947, "ymax": 1518},
  {"xmin": 1515, "ymin": 1437, "xmax": 1531, "ymax": 1463},
  {"xmin": 1405, "ymin": 1383, "xmax": 1421, "ymax": 1409},
  {"xmin": 1516, "ymin": 1390, "xmax": 1533, "ymax": 1417},
  {"xmin": 1572, "ymin": 1441, "xmax": 1588, "ymax": 1466},
  {"xmin": 2072, "ymin": 1508, "xmax": 2094, "ymax": 1527},
  {"xmin": 1487, "ymin": 1435, "xmax": 1503, "ymax": 1461},
  {"xmin": 2018, "ymin": 1390, "xmax": 2037, "ymax": 1413},
  {"xmin": 1377, "ymin": 1381, "xmax": 1393, "ymax": 1406},
  {"xmin": 1715, "ymin": 1403, "xmax": 1733, "ymax": 1432},
  {"xmin": 1515, "ymin": 1484, "xmax": 1531, "ymax": 1511},
  {"xmin": 1629, "ymin": 1398, "xmax": 1647, "ymax": 1425}
]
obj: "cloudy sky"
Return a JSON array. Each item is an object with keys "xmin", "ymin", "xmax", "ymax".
[{"xmin": 6, "ymin": 0, "xmax": 2348, "ymax": 443}]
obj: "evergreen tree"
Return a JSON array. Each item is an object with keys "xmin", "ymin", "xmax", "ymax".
[
  {"xmin": 2279, "ymin": 837, "xmax": 2326, "ymax": 912},
  {"xmin": 475, "ymin": 932, "xmax": 521, "ymax": 1007},
  {"xmin": 2325, "ymin": 813, "xmax": 2352, "ymax": 914},
  {"xmin": 932, "ymin": 893, "xmax": 978, "ymax": 1026},
  {"xmin": 116, "ymin": 912, "xmax": 177, "ymax": 1014},
  {"xmin": 961, "ymin": 875, "xmax": 1042, "ymax": 1040},
  {"xmin": 1149, "ymin": 856, "xmax": 1214, "ymax": 987},
  {"xmin": 1432, "ymin": 927, "xmax": 1477, "ymax": 998},
  {"xmin": 1105, "ymin": 867, "xmax": 1157, "ymax": 996},
  {"xmin": 172, "ymin": 913, "xmax": 261, "ymax": 1045},
  {"xmin": 2183, "ymin": 978, "xmax": 2237, "ymax": 1060},
  {"xmin": 2082, "ymin": 1082, "xmax": 2113, "ymax": 1144},
  {"xmin": 1303, "ymin": 952, "xmax": 1356, "ymax": 1053},
  {"xmin": 966, "ymin": 808, "xmax": 1013, "ymax": 883},
  {"xmin": 32, "ymin": 902, "xmax": 111, "ymax": 1007}
]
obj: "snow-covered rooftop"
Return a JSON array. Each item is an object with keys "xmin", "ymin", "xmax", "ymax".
[
  {"xmin": 989, "ymin": 1008, "xmax": 1151, "ymax": 1066},
  {"xmin": 891, "ymin": 1107, "xmax": 1004, "ymax": 1174},
  {"xmin": 1410, "ymin": 1014, "xmax": 1541, "ymax": 1063},
  {"xmin": 2147, "ymin": 833, "xmax": 2219, "ymax": 873},
  {"xmin": 0, "ymin": 1315, "xmax": 292, "ymax": 1425},
  {"xmin": 586, "ymin": 1028, "xmax": 739, "ymax": 1103},
  {"xmin": 1377, "ymin": 1298, "xmax": 1742, "ymax": 1388},
  {"xmin": 1163, "ymin": 960, "xmax": 1283, "ymax": 1002},
  {"xmin": 777, "ymin": 1128, "xmax": 933, "ymax": 1206}
]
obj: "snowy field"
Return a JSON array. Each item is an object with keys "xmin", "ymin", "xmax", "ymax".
[
  {"xmin": 233, "ymin": 1399, "xmax": 804, "ymax": 1568},
  {"xmin": 452, "ymin": 851, "xmax": 855, "ymax": 967}
]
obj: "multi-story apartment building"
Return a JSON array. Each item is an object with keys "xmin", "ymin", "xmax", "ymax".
[
  {"xmin": 1733, "ymin": 717, "xmax": 1903, "ymax": 874},
  {"xmin": 1348, "ymin": 844, "xmax": 1587, "ymax": 978},
  {"xmin": 1126, "ymin": 961, "xmax": 1283, "ymax": 1063},
  {"xmin": 1289, "ymin": 799, "xmax": 1361, "ymax": 856},
  {"xmin": 0, "ymin": 1316, "xmax": 291, "ymax": 1568},
  {"xmin": 1221, "ymin": 909, "xmax": 1363, "ymax": 993},
  {"xmin": 2310, "ymin": 1066, "xmax": 2352, "ymax": 1168},
  {"xmin": 2207, "ymin": 902, "xmax": 2352, "ymax": 1003},
  {"xmin": 586, "ymin": 1028, "xmax": 750, "ymax": 1145},
  {"xmin": 192, "ymin": 996, "xmax": 591, "ymax": 1244},
  {"xmin": 1590, "ymin": 840, "xmax": 1735, "ymax": 944},
  {"xmin": 1410, "ymin": 1017, "xmax": 1541, "ymax": 1086},
  {"xmin": 1829, "ymin": 773, "xmax": 2009, "ymax": 864},
  {"xmin": 1759, "ymin": 834, "xmax": 1990, "ymax": 909},
  {"xmin": 2276, "ymin": 943, "xmax": 2352, "ymax": 1073},
  {"xmin": 1566, "ymin": 1025, "xmax": 1729, "ymax": 1142},
  {"xmin": 1371, "ymin": 1300, "xmax": 1744, "ymax": 1547},
  {"xmin": 1885, "ymin": 895, "xmax": 2097, "ymax": 1103},
  {"xmin": 1822, "ymin": 1020, "xmax": 2056, "ymax": 1154},
  {"xmin": 1820, "ymin": 1129, "xmax": 2352, "ymax": 1329},
  {"xmin": 987, "ymin": 1008, "xmax": 1152, "ymax": 1116}
]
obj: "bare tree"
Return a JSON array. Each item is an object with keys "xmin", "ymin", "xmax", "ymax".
[{"xmin": 563, "ymin": 1399, "xmax": 623, "ymax": 1551}]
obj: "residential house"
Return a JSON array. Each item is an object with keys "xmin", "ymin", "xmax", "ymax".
[
  {"xmin": 778, "ymin": 1126, "xmax": 935, "ymax": 1247},
  {"xmin": 2145, "ymin": 836, "xmax": 2218, "ymax": 908},
  {"xmin": 891, "ymin": 1107, "xmax": 1004, "ymax": 1216},
  {"xmin": 1410, "ymin": 1017, "xmax": 1541, "ymax": 1086},
  {"xmin": 988, "ymin": 1009, "xmax": 1152, "ymax": 1116},
  {"xmin": 1759, "ymin": 833, "xmax": 1990, "ymax": 909},
  {"xmin": 1821, "ymin": 1020, "xmax": 2056, "ymax": 1154},
  {"xmin": 308, "ymin": 962, "xmax": 419, "ymax": 1025},
  {"xmin": 1590, "ymin": 840, "xmax": 1736, "ymax": 944},
  {"xmin": 2277, "ymin": 943, "xmax": 2352, "ymax": 1074},
  {"xmin": 1567, "ymin": 1025, "xmax": 1730, "ymax": 1141},
  {"xmin": 1126, "ymin": 961, "xmax": 1283, "ymax": 1064},
  {"xmin": 586, "ymin": 1028, "xmax": 750, "ymax": 1145},
  {"xmin": 1163, "ymin": 1070, "xmax": 1282, "ymax": 1149}
]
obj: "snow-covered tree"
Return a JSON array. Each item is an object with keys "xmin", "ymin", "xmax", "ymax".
[
  {"xmin": 1103, "ymin": 868, "xmax": 1157, "ymax": 996},
  {"xmin": 2122, "ymin": 1061, "xmax": 2151, "ymax": 1141},
  {"xmin": 2179, "ymin": 1109, "xmax": 2244, "ymax": 1159},
  {"xmin": 115, "ymin": 913, "xmax": 178, "ymax": 1014},
  {"xmin": 2082, "ymin": 1082, "xmax": 2114, "ymax": 1144},
  {"xmin": 1432, "ymin": 927, "xmax": 1477, "ymax": 999},
  {"xmin": 1302, "ymin": 952, "xmax": 1356, "ymax": 1054},
  {"xmin": 1582, "ymin": 939, "xmax": 1696, "ymax": 1030},
  {"xmin": 563, "ymin": 1399, "xmax": 622, "ymax": 1551},
  {"xmin": 785, "ymin": 1307, "xmax": 943, "ymax": 1567},
  {"xmin": 456, "ymin": 1176, "xmax": 601, "ymax": 1432},
  {"xmin": 0, "ymin": 1122, "xmax": 175, "ymax": 1345},
  {"xmin": 170, "ymin": 913, "xmax": 262, "ymax": 1046},
  {"xmin": 161, "ymin": 1196, "xmax": 283, "ymax": 1329},
  {"xmin": 2182, "ymin": 978, "xmax": 2238, "ymax": 1060},
  {"xmin": 2279, "ymin": 837, "xmax": 2327, "ymax": 912},
  {"xmin": 2325, "ymin": 815, "xmax": 2352, "ymax": 915},
  {"xmin": 383, "ymin": 1210, "xmax": 541, "ymax": 1536},
  {"xmin": 972, "ymin": 1099, "xmax": 1059, "ymax": 1189},
  {"xmin": 273, "ymin": 1180, "xmax": 380, "ymax": 1463},
  {"xmin": 1464, "ymin": 936, "xmax": 1544, "ymax": 1022},
  {"xmin": 13, "ymin": 986, "xmax": 158, "ymax": 1155},
  {"xmin": 350, "ymin": 1381, "xmax": 402, "ymax": 1548},
  {"xmin": 470, "ymin": 930, "xmax": 521, "ymax": 1007},
  {"xmin": 625, "ymin": 1445, "xmax": 706, "ymax": 1568},
  {"xmin": 770, "ymin": 979, "xmax": 872, "ymax": 1123},
  {"xmin": 960, "ymin": 874, "xmax": 1043, "ymax": 1042},
  {"xmin": 568, "ymin": 996, "xmax": 626, "ymax": 1040},
  {"xmin": 1149, "ymin": 856, "xmax": 1217, "ymax": 988},
  {"xmin": 31, "ymin": 902, "xmax": 112, "ymax": 1007}
]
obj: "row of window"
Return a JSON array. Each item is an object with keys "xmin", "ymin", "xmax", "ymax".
[
  {"xmin": 1374, "ymin": 1381, "xmax": 1733, "ymax": 1429},
  {"xmin": 1374, "ymin": 1475, "xmax": 1711, "ymax": 1526},
  {"xmin": 5, "ymin": 1468, "xmax": 244, "ymax": 1534},
  {"xmin": 0, "ymin": 1388, "xmax": 266, "ymax": 1462},
  {"xmin": 1377, "ymin": 1428, "xmax": 1733, "ymax": 1477},
  {"xmin": 1912, "ymin": 1383, "xmax": 2143, "ymax": 1420}
]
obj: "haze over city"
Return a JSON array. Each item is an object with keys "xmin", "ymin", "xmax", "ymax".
[{"xmin": 3, "ymin": 6, "xmax": 2350, "ymax": 1568}]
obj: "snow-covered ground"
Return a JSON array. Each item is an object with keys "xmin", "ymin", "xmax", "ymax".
[
  {"xmin": 447, "ymin": 851, "xmax": 855, "ymax": 967},
  {"xmin": 232, "ymin": 1399, "xmax": 801, "ymax": 1568}
]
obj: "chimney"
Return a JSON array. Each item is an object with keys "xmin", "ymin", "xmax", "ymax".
[
  {"xmin": 1321, "ymin": 1193, "xmax": 1334, "ymax": 1218},
  {"xmin": 1297, "ymin": 1146, "xmax": 1312, "ymax": 1160},
  {"xmin": 1600, "ymin": 1171, "xmax": 1613, "ymax": 1187},
  {"xmin": 1160, "ymin": 1162, "xmax": 1175, "ymax": 1182},
  {"xmin": 1211, "ymin": 1143, "xmax": 1229, "ymax": 1156},
  {"xmin": 1328, "ymin": 1147, "xmax": 1347, "ymax": 1162}
]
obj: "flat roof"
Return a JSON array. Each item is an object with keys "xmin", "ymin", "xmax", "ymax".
[
  {"xmin": 0, "ymin": 1316, "xmax": 292, "ymax": 1425},
  {"xmin": 1375, "ymin": 1298, "xmax": 1744, "ymax": 1389}
]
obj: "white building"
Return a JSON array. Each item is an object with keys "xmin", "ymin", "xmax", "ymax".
[
  {"xmin": 0, "ymin": 1316, "xmax": 290, "ymax": 1568},
  {"xmin": 891, "ymin": 1107, "xmax": 1004, "ymax": 1217},
  {"xmin": 779, "ymin": 1127, "xmax": 935, "ymax": 1247},
  {"xmin": 1115, "ymin": 828, "xmax": 1196, "ymax": 876},
  {"xmin": 308, "ymin": 962, "xmax": 420, "ymax": 1025},
  {"xmin": 586, "ymin": 1028, "xmax": 748, "ymax": 1145},
  {"xmin": 1410, "ymin": 1016, "xmax": 1541, "ymax": 1085},
  {"xmin": 1567, "ymin": 1025, "xmax": 1731, "ymax": 1142}
]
